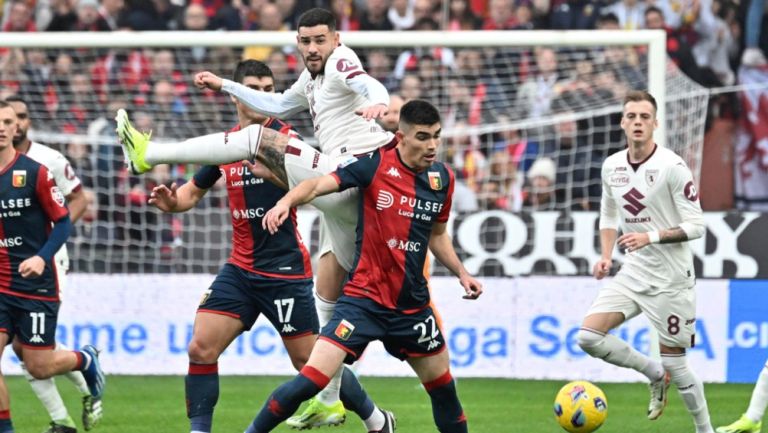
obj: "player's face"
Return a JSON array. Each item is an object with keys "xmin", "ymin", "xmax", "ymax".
[
  {"xmin": 233, "ymin": 75, "xmax": 275, "ymax": 125},
  {"xmin": 397, "ymin": 122, "xmax": 441, "ymax": 171},
  {"xmin": 296, "ymin": 25, "xmax": 339, "ymax": 75},
  {"xmin": 620, "ymin": 100, "xmax": 657, "ymax": 146},
  {"xmin": 8, "ymin": 100, "xmax": 29, "ymax": 146},
  {"xmin": 0, "ymin": 106, "xmax": 18, "ymax": 151}
]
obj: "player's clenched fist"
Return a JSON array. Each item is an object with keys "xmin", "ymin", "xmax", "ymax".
[
  {"xmin": 592, "ymin": 258, "xmax": 612, "ymax": 280},
  {"xmin": 263, "ymin": 201, "xmax": 290, "ymax": 234},
  {"xmin": 194, "ymin": 71, "xmax": 223, "ymax": 91},
  {"xmin": 19, "ymin": 256, "xmax": 45, "ymax": 278}
]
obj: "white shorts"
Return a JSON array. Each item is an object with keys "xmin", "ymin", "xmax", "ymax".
[
  {"xmin": 284, "ymin": 139, "xmax": 360, "ymax": 272},
  {"xmin": 587, "ymin": 274, "xmax": 697, "ymax": 348}
]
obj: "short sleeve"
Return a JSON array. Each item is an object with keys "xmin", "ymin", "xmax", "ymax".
[
  {"xmin": 35, "ymin": 165, "xmax": 69, "ymax": 222},
  {"xmin": 193, "ymin": 165, "xmax": 223, "ymax": 189},
  {"xmin": 49, "ymin": 152, "xmax": 81, "ymax": 196},
  {"xmin": 332, "ymin": 150, "xmax": 381, "ymax": 191},
  {"xmin": 327, "ymin": 47, "xmax": 368, "ymax": 84}
]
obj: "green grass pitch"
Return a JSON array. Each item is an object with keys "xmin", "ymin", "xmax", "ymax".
[{"xmin": 5, "ymin": 375, "xmax": 758, "ymax": 432}]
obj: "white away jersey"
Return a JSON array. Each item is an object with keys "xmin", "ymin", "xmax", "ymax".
[
  {"xmin": 599, "ymin": 145, "xmax": 703, "ymax": 290},
  {"xmin": 287, "ymin": 44, "xmax": 393, "ymax": 159},
  {"xmin": 25, "ymin": 141, "xmax": 81, "ymax": 271}
]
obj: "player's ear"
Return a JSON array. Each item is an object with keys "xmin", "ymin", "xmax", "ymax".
[{"xmin": 395, "ymin": 130, "xmax": 405, "ymax": 143}]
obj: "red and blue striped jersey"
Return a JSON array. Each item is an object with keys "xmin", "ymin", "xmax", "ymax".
[
  {"xmin": 0, "ymin": 152, "xmax": 69, "ymax": 300},
  {"xmin": 331, "ymin": 146, "xmax": 454, "ymax": 312},
  {"xmin": 193, "ymin": 119, "xmax": 312, "ymax": 279}
]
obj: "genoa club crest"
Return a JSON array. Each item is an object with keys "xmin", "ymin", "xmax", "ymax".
[
  {"xmin": 645, "ymin": 169, "xmax": 659, "ymax": 187},
  {"xmin": 428, "ymin": 171, "xmax": 442, "ymax": 190},
  {"xmin": 334, "ymin": 319, "xmax": 356, "ymax": 341},
  {"xmin": 12, "ymin": 170, "xmax": 26, "ymax": 187}
]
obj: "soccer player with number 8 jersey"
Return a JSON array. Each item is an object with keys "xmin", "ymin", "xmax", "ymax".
[{"xmin": 576, "ymin": 91, "xmax": 714, "ymax": 433}]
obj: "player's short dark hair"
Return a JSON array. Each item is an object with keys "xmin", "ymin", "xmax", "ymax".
[
  {"xmin": 233, "ymin": 59, "xmax": 274, "ymax": 84},
  {"xmin": 4, "ymin": 95, "xmax": 28, "ymax": 107},
  {"xmin": 400, "ymin": 100, "xmax": 440, "ymax": 128},
  {"xmin": 624, "ymin": 90, "xmax": 658, "ymax": 113},
  {"xmin": 298, "ymin": 8, "xmax": 336, "ymax": 32}
]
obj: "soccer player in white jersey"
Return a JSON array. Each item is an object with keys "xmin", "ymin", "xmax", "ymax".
[
  {"xmin": 6, "ymin": 96, "xmax": 102, "ymax": 433},
  {"xmin": 576, "ymin": 91, "xmax": 714, "ymax": 433},
  {"xmin": 716, "ymin": 361, "xmax": 768, "ymax": 432},
  {"xmin": 116, "ymin": 7, "xmax": 392, "ymax": 429}
]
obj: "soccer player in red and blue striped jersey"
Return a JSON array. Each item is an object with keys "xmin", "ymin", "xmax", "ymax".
[
  {"xmin": 148, "ymin": 60, "xmax": 383, "ymax": 433},
  {"xmin": 0, "ymin": 102, "xmax": 104, "ymax": 433},
  {"xmin": 245, "ymin": 100, "xmax": 483, "ymax": 433}
]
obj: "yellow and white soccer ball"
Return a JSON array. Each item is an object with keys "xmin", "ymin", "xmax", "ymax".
[{"xmin": 553, "ymin": 381, "xmax": 608, "ymax": 433}]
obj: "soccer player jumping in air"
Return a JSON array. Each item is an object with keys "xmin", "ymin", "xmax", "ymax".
[
  {"xmin": 250, "ymin": 99, "xmax": 481, "ymax": 433},
  {"xmin": 117, "ymin": 7, "xmax": 393, "ymax": 428},
  {"xmin": 577, "ymin": 91, "xmax": 714, "ymax": 433}
]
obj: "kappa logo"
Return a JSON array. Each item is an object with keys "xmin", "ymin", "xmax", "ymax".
[
  {"xmin": 281, "ymin": 324, "xmax": 297, "ymax": 333},
  {"xmin": 376, "ymin": 189, "xmax": 394, "ymax": 210},
  {"xmin": 427, "ymin": 339, "xmax": 441, "ymax": 350},
  {"xmin": 386, "ymin": 167, "xmax": 401, "ymax": 178},
  {"xmin": 29, "ymin": 335, "xmax": 44, "ymax": 344}
]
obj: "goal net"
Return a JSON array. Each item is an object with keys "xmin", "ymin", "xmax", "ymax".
[{"xmin": 0, "ymin": 31, "xmax": 709, "ymax": 275}]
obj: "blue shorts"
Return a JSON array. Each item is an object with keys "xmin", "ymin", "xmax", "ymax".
[
  {"xmin": 0, "ymin": 294, "xmax": 59, "ymax": 348},
  {"xmin": 320, "ymin": 295, "xmax": 446, "ymax": 363},
  {"xmin": 199, "ymin": 263, "xmax": 319, "ymax": 338}
]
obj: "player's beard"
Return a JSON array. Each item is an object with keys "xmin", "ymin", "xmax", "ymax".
[
  {"xmin": 12, "ymin": 131, "xmax": 25, "ymax": 147},
  {"xmin": 304, "ymin": 55, "xmax": 325, "ymax": 75}
]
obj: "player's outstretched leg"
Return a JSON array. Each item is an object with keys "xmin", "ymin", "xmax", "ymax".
[
  {"xmin": 77, "ymin": 345, "xmax": 105, "ymax": 399},
  {"xmin": 56, "ymin": 342, "xmax": 102, "ymax": 431},
  {"xmin": 662, "ymin": 353, "xmax": 714, "ymax": 433},
  {"xmin": 115, "ymin": 109, "xmax": 267, "ymax": 175},
  {"xmin": 716, "ymin": 361, "xmax": 768, "ymax": 433}
]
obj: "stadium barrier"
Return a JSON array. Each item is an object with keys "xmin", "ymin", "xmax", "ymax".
[{"xmin": 2, "ymin": 275, "xmax": 765, "ymax": 383}]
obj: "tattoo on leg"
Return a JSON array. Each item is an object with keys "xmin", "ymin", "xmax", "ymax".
[
  {"xmin": 659, "ymin": 227, "xmax": 689, "ymax": 244},
  {"xmin": 255, "ymin": 129, "xmax": 289, "ymax": 185}
]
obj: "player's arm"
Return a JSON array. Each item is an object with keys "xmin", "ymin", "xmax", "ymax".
[
  {"xmin": 347, "ymin": 74, "xmax": 390, "ymax": 120},
  {"xmin": 195, "ymin": 71, "xmax": 309, "ymax": 118},
  {"xmin": 428, "ymin": 222, "xmax": 482, "ymax": 300},
  {"xmin": 263, "ymin": 175, "xmax": 340, "ymax": 234},
  {"xmin": 20, "ymin": 166, "xmax": 71, "ymax": 278},
  {"xmin": 65, "ymin": 188, "xmax": 87, "ymax": 222},
  {"xmin": 149, "ymin": 181, "xmax": 207, "ymax": 213},
  {"xmin": 595, "ymin": 170, "xmax": 618, "ymax": 279}
]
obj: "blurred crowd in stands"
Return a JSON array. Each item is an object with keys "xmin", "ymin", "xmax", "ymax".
[{"xmin": 0, "ymin": 0, "xmax": 765, "ymax": 270}]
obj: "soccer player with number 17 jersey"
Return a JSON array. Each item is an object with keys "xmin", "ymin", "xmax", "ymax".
[{"xmin": 576, "ymin": 91, "xmax": 714, "ymax": 433}]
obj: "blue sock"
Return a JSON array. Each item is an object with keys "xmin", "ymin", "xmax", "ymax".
[
  {"xmin": 339, "ymin": 366, "xmax": 375, "ymax": 419},
  {"xmin": 186, "ymin": 363, "xmax": 219, "ymax": 433},
  {"xmin": 0, "ymin": 410, "xmax": 13, "ymax": 433},
  {"xmin": 424, "ymin": 372, "xmax": 467, "ymax": 433},
  {"xmin": 245, "ymin": 366, "xmax": 329, "ymax": 433}
]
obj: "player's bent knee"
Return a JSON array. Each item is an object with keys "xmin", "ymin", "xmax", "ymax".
[
  {"xmin": 576, "ymin": 328, "xmax": 604, "ymax": 355},
  {"xmin": 187, "ymin": 339, "xmax": 220, "ymax": 364},
  {"xmin": 24, "ymin": 360, "xmax": 53, "ymax": 380}
]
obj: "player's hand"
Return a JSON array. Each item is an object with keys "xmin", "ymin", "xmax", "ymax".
[
  {"xmin": 263, "ymin": 201, "xmax": 290, "ymax": 234},
  {"xmin": 592, "ymin": 258, "xmax": 612, "ymax": 280},
  {"xmin": 459, "ymin": 273, "xmax": 483, "ymax": 300},
  {"xmin": 355, "ymin": 103, "xmax": 388, "ymax": 121},
  {"xmin": 148, "ymin": 182, "xmax": 178, "ymax": 212},
  {"xmin": 617, "ymin": 232, "xmax": 650, "ymax": 253},
  {"xmin": 19, "ymin": 256, "xmax": 45, "ymax": 278},
  {"xmin": 242, "ymin": 160, "xmax": 271, "ymax": 179},
  {"xmin": 194, "ymin": 71, "xmax": 223, "ymax": 92}
]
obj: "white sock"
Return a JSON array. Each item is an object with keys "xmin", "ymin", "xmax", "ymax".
[
  {"xmin": 145, "ymin": 124, "xmax": 262, "ymax": 166},
  {"xmin": 317, "ymin": 367, "xmax": 343, "ymax": 406},
  {"xmin": 577, "ymin": 328, "xmax": 663, "ymax": 381},
  {"xmin": 315, "ymin": 293, "xmax": 336, "ymax": 330},
  {"xmin": 21, "ymin": 362, "xmax": 70, "ymax": 422},
  {"xmin": 662, "ymin": 354, "xmax": 714, "ymax": 433},
  {"xmin": 363, "ymin": 407, "xmax": 385, "ymax": 431},
  {"xmin": 56, "ymin": 343, "xmax": 91, "ymax": 396},
  {"xmin": 746, "ymin": 362, "xmax": 768, "ymax": 422}
]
